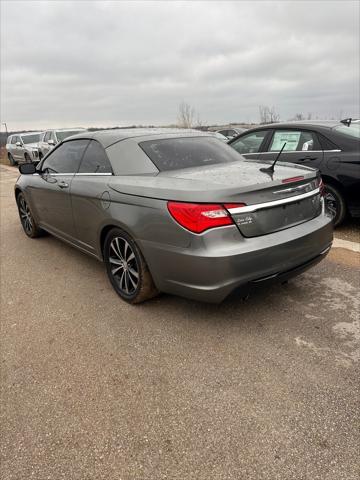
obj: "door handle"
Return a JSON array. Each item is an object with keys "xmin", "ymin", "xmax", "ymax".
[{"xmin": 58, "ymin": 181, "xmax": 69, "ymax": 189}]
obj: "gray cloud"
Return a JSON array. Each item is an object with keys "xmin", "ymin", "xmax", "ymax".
[{"xmin": 1, "ymin": 0, "xmax": 359, "ymax": 130}]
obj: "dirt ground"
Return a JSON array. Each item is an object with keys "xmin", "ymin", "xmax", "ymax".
[{"xmin": 1, "ymin": 164, "xmax": 359, "ymax": 480}]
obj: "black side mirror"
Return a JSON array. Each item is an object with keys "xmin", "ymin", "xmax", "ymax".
[{"xmin": 19, "ymin": 163, "xmax": 37, "ymax": 175}]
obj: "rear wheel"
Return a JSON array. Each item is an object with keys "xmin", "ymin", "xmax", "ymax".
[
  {"xmin": 104, "ymin": 228, "xmax": 158, "ymax": 304},
  {"xmin": 16, "ymin": 193, "xmax": 44, "ymax": 238},
  {"xmin": 324, "ymin": 184, "xmax": 347, "ymax": 227}
]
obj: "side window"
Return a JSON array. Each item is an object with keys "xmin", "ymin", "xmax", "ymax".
[
  {"xmin": 50, "ymin": 131, "xmax": 56, "ymax": 142},
  {"xmin": 43, "ymin": 131, "xmax": 50, "ymax": 142},
  {"xmin": 78, "ymin": 140, "xmax": 112, "ymax": 174},
  {"xmin": 269, "ymin": 130, "xmax": 320, "ymax": 152},
  {"xmin": 231, "ymin": 130, "xmax": 269, "ymax": 154},
  {"xmin": 11, "ymin": 136, "xmax": 18, "ymax": 144},
  {"xmin": 318, "ymin": 133, "xmax": 339, "ymax": 151},
  {"xmin": 42, "ymin": 140, "xmax": 89, "ymax": 174}
]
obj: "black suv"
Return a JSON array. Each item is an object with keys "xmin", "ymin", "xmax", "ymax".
[{"xmin": 228, "ymin": 120, "xmax": 360, "ymax": 226}]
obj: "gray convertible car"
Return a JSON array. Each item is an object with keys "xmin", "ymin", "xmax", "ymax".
[{"xmin": 15, "ymin": 129, "xmax": 333, "ymax": 304}]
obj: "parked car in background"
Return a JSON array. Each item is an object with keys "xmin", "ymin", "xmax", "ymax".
[
  {"xmin": 228, "ymin": 120, "xmax": 360, "ymax": 226},
  {"xmin": 6, "ymin": 132, "xmax": 41, "ymax": 165},
  {"xmin": 15, "ymin": 129, "xmax": 332, "ymax": 304},
  {"xmin": 38, "ymin": 128, "xmax": 87, "ymax": 159},
  {"xmin": 217, "ymin": 127, "xmax": 247, "ymax": 140},
  {"xmin": 208, "ymin": 131, "xmax": 229, "ymax": 142}
]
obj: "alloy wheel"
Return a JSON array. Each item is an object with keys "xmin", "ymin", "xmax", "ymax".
[
  {"xmin": 324, "ymin": 191, "xmax": 337, "ymax": 219},
  {"xmin": 109, "ymin": 236, "xmax": 139, "ymax": 295},
  {"xmin": 18, "ymin": 196, "xmax": 33, "ymax": 234}
]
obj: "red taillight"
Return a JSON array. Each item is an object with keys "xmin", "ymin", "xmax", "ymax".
[
  {"xmin": 319, "ymin": 178, "xmax": 325, "ymax": 196},
  {"xmin": 167, "ymin": 202, "xmax": 234, "ymax": 233},
  {"xmin": 223, "ymin": 203, "xmax": 246, "ymax": 210},
  {"xmin": 282, "ymin": 176, "xmax": 304, "ymax": 184}
]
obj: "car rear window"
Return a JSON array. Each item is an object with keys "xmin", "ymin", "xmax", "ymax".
[
  {"xmin": 333, "ymin": 124, "xmax": 360, "ymax": 139},
  {"xmin": 56, "ymin": 130, "xmax": 84, "ymax": 141},
  {"xmin": 139, "ymin": 137, "xmax": 242, "ymax": 171}
]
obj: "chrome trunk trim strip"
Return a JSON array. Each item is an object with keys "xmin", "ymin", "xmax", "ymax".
[{"xmin": 227, "ymin": 188, "xmax": 320, "ymax": 214}]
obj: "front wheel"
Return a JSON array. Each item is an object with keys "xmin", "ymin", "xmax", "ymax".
[
  {"xmin": 16, "ymin": 193, "xmax": 44, "ymax": 238},
  {"xmin": 324, "ymin": 184, "xmax": 347, "ymax": 227},
  {"xmin": 8, "ymin": 154, "xmax": 16, "ymax": 166},
  {"xmin": 104, "ymin": 228, "xmax": 158, "ymax": 304}
]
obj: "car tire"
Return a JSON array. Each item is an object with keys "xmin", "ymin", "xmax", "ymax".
[
  {"xmin": 8, "ymin": 154, "xmax": 16, "ymax": 166},
  {"xmin": 324, "ymin": 183, "xmax": 347, "ymax": 227},
  {"xmin": 24, "ymin": 153, "xmax": 31, "ymax": 163},
  {"xmin": 16, "ymin": 192, "xmax": 45, "ymax": 238},
  {"xmin": 104, "ymin": 228, "xmax": 158, "ymax": 304}
]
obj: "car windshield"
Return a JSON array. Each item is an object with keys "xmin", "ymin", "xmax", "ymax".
[
  {"xmin": 140, "ymin": 136, "xmax": 242, "ymax": 171},
  {"xmin": 333, "ymin": 124, "xmax": 360, "ymax": 139},
  {"xmin": 21, "ymin": 134, "xmax": 40, "ymax": 144},
  {"xmin": 56, "ymin": 130, "xmax": 84, "ymax": 141},
  {"xmin": 214, "ymin": 132, "xmax": 228, "ymax": 141}
]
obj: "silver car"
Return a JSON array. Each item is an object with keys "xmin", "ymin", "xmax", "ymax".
[
  {"xmin": 15, "ymin": 129, "xmax": 333, "ymax": 304},
  {"xmin": 216, "ymin": 127, "xmax": 247, "ymax": 140},
  {"xmin": 38, "ymin": 128, "xmax": 87, "ymax": 159},
  {"xmin": 6, "ymin": 132, "xmax": 41, "ymax": 165}
]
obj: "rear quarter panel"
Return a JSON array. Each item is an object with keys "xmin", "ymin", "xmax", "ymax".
[
  {"xmin": 105, "ymin": 190, "xmax": 191, "ymax": 249},
  {"xmin": 321, "ymin": 150, "xmax": 360, "ymax": 214},
  {"xmin": 81, "ymin": 185, "xmax": 193, "ymax": 259}
]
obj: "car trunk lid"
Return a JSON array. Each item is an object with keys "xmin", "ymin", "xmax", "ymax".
[
  {"xmin": 225, "ymin": 179, "xmax": 322, "ymax": 237},
  {"xmin": 109, "ymin": 159, "xmax": 323, "ymax": 236},
  {"xmin": 159, "ymin": 160, "xmax": 323, "ymax": 236}
]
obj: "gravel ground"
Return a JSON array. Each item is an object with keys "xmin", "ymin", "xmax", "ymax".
[
  {"xmin": 336, "ymin": 218, "xmax": 360, "ymax": 243},
  {"xmin": 1, "ymin": 165, "xmax": 359, "ymax": 480}
]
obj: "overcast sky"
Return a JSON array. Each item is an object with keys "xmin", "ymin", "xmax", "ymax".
[{"xmin": 1, "ymin": 0, "xmax": 359, "ymax": 130}]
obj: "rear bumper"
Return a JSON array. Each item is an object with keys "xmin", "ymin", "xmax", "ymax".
[{"xmin": 141, "ymin": 213, "xmax": 333, "ymax": 303}]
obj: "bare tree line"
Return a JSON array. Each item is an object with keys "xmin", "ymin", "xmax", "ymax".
[
  {"xmin": 176, "ymin": 101, "xmax": 351, "ymax": 129},
  {"xmin": 258, "ymin": 105, "xmax": 350, "ymax": 123},
  {"xmin": 177, "ymin": 101, "xmax": 206, "ymax": 129},
  {"xmin": 258, "ymin": 105, "xmax": 280, "ymax": 124}
]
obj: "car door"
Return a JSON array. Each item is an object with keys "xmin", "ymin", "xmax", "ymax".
[
  {"xmin": 258, "ymin": 128, "xmax": 324, "ymax": 168},
  {"xmin": 9, "ymin": 136, "xmax": 17, "ymax": 160},
  {"xmin": 49, "ymin": 131, "xmax": 57, "ymax": 149},
  {"xmin": 28, "ymin": 139, "xmax": 89, "ymax": 242},
  {"xmin": 229, "ymin": 129, "xmax": 271, "ymax": 159},
  {"xmin": 12, "ymin": 136, "xmax": 23, "ymax": 162},
  {"xmin": 39, "ymin": 131, "xmax": 47, "ymax": 155},
  {"xmin": 70, "ymin": 140, "xmax": 113, "ymax": 255},
  {"xmin": 41, "ymin": 131, "xmax": 51, "ymax": 155}
]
